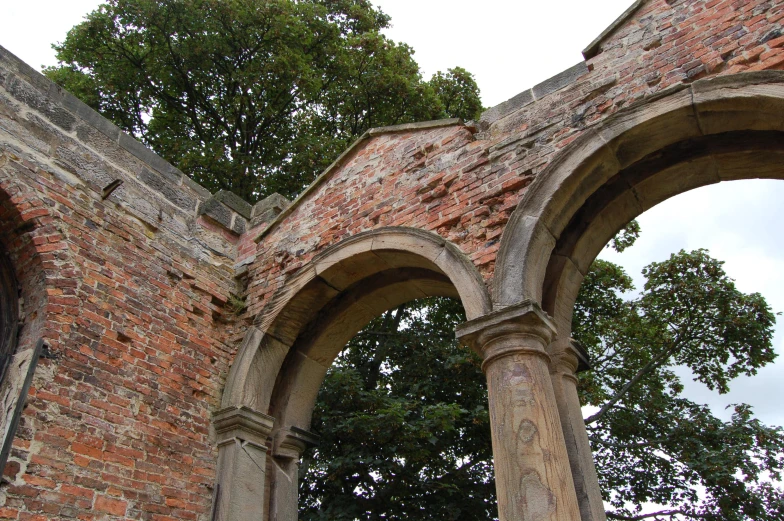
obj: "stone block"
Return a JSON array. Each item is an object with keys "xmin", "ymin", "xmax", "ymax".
[
  {"xmin": 198, "ymin": 196, "xmax": 233, "ymax": 228},
  {"xmin": 139, "ymin": 167, "xmax": 197, "ymax": 212},
  {"xmin": 214, "ymin": 190, "xmax": 252, "ymax": 219}
]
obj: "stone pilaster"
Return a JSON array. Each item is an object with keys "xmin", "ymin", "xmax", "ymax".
[
  {"xmin": 268, "ymin": 427, "xmax": 320, "ymax": 521},
  {"xmin": 550, "ymin": 339, "xmax": 606, "ymax": 521},
  {"xmin": 457, "ymin": 301, "xmax": 581, "ymax": 521},
  {"xmin": 212, "ymin": 406, "xmax": 275, "ymax": 521}
]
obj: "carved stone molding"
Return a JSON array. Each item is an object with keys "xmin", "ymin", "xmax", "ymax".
[
  {"xmin": 550, "ymin": 338, "xmax": 592, "ymax": 383},
  {"xmin": 213, "ymin": 405, "xmax": 275, "ymax": 449},
  {"xmin": 273, "ymin": 426, "xmax": 320, "ymax": 460},
  {"xmin": 456, "ymin": 300, "xmax": 557, "ymax": 371}
]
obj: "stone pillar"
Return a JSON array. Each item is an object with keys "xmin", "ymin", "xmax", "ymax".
[
  {"xmin": 550, "ymin": 340, "xmax": 606, "ymax": 521},
  {"xmin": 268, "ymin": 427, "xmax": 320, "ymax": 521},
  {"xmin": 212, "ymin": 406, "xmax": 275, "ymax": 521},
  {"xmin": 456, "ymin": 301, "xmax": 581, "ymax": 521}
]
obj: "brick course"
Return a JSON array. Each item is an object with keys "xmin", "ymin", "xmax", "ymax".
[{"xmin": 0, "ymin": 0, "xmax": 781, "ymax": 519}]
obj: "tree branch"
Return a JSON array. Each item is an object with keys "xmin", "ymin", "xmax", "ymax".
[
  {"xmin": 585, "ymin": 341, "xmax": 678, "ymax": 425},
  {"xmin": 607, "ymin": 509, "xmax": 712, "ymax": 520}
]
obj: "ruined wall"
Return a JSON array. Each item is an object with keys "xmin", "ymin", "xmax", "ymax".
[
  {"xmin": 0, "ymin": 47, "xmax": 248, "ymax": 519},
  {"xmin": 0, "ymin": 0, "xmax": 781, "ymax": 519},
  {"xmin": 245, "ymin": 0, "xmax": 784, "ymax": 320}
]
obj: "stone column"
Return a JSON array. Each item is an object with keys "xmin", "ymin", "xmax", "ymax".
[
  {"xmin": 550, "ymin": 340, "xmax": 606, "ymax": 521},
  {"xmin": 268, "ymin": 427, "xmax": 320, "ymax": 521},
  {"xmin": 456, "ymin": 301, "xmax": 581, "ymax": 521},
  {"xmin": 212, "ymin": 406, "xmax": 275, "ymax": 521}
]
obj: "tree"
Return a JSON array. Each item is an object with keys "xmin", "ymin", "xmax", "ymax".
[
  {"xmin": 576, "ymin": 250, "xmax": 783, "ymax": 520},
  {"xmin": 45, "ymin": 0, "xmax": 482, "ymax": 201},
  {"xmin": 302, "ymin": 240, "xmax": 784, "ymax": 520},
  {"xmin": 300, "ymin": 299, "xmax": 495, "ymax": 520}
]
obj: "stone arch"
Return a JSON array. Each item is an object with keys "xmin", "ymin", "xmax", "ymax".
[
  {"xmin": 493, "ymin": 70, "xmax": 784, "ymax": 520},
  {"xmin": 216, "ymin": 227, "xmax": 491, "ymax": 521},
  {"xmin": 496, "ymin": 70, "xmax": 784, "ymax": 314},
  {"xmin": 0, "ymin": 175, "xmax": 64, "ymax": 474}
]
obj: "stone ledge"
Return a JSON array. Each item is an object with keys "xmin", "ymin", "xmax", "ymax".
[
  {"xmin": 273, "ymin": 427, "xmax": 320, "ymax": 459},
  {"xmin": 250, "ymin": 192, "xmax": 290, "ymax": 228},
  {"xmin": 213, "ymin": 405, "xmax": 275, "ymax": 448},
  {"xmin": 456, "ymin": 300, "xmax": 557, "ymax": 348},
  {"xmin": 0, "ymin": 44, "xmax": 215, "ymax": 210},
  {"xmin": 214, "ymin": 190, "xmax": 252, "ymax": 219},
  {"xmin": 480, "ymin": 62, "xmax": 589, "ymax": 127},
  {"xmin": 198, "ymin": 195, "xmax": 249, "ymax": 235},
  {"xmin": 582, "ymin": 0, "xmax": 647, "ymax": 60}
]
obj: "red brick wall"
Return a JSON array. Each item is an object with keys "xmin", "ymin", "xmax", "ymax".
[
  {"xmin": 245, "ymin": 0, "xmax": 784, "ymax": 316},
  {"xmin": 0, "ymin": 52, "xmax": 245, "ymax": 520},
  {"xmin": 0, "ymin": 0, "xmax": 782, "ymax": 519},
  {"xmin": 0, "ymin": 155, "xmax": 243, "ymax": 521}
]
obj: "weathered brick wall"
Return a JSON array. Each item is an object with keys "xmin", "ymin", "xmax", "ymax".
[
  {"xmin": 0, "ymin": 0, "xmax": 781, "ymax": 519},
  {"xmin": 0, "ymin": 47, "xmax": 249, "ymax": 520},
  {"xmin": 240, "ymin": 121, "xmax": 499, "ymax": 320},
  {"xmin": 245, "ymin": 0, "xmax": 784, "ymax": 319}
]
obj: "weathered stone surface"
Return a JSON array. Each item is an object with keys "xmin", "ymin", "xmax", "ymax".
[
  {"xmin": 139, "ymin": 166, "xmax": 198, "ymax": 211},
  {"xmin": 0, "ymin": 1, "xmax": 783, "ymax": 520},
  {"xmin": 213, "ymin": 406, "xmax": 275, "ymax": 521},
  {"xmin": 549, "ymin": 340, "xmax": 606, "ymax": 521},
  {"xmin": 215, "ymin": 189, "xmax": 252, "ymax": 219},
  {"xmin": 269, "ymin": 427, "xmax": 319, "ymax": 521},
  {"xmin": 532, "ymin": 62, "xmax": 589, "ymax": 100},
  {"xmin": 457, "ymin": 302, "xmax": 581, "ymax": 521},
  {"xmin": 198, "ymin": 196, "xmax": 234, "ymax": 228}
]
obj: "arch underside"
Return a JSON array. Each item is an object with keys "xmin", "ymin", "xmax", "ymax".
[
  {"xmin": 494, "ymin": 72, "xmax": 784, "ymax": 349},
  {"xmin": 223, "ymin": 227, "xmax": 492, "ymax": 423},
  {"xmin": 545, "ymin": 130, "xmax": 784, "ymax": 331},
  {"xmin": 268, "ymin": 266, "xmax": 458, "ymax": 432}
]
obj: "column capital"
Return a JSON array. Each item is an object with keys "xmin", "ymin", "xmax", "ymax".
[
  {"xmin": 456, "ymin": 300, "xmax": 557, "ymax": 371},
  {"xmin": 550, "ymin": 339, "xmax": 592, "ymax": 379},
  {"xmin": 273, "ymin": 426, "xmax": 320, "ymax": 460},
  {"xmin": 213, "ymin": 405, "xmax": 275, "ymax": 449}
]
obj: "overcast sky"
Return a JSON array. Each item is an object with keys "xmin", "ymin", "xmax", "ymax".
[{"xmin": 1, "ymin": 1, "xmax": 782, "ymax": 429}]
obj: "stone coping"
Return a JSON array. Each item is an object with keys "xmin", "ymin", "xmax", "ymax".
[
  {"xmin": 583, "ymin": 0, "xmax": 647, "ymax": 60},
  {"xmin": 479, "ymin": 62, "xmax": 590, "ymax": 127},
  {"xmin": 0, "ymin": 44, "xmax": 254, "ymax": 237}
]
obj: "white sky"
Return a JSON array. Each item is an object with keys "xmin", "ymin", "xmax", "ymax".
[{"xmin": 1, "ymin": 1, "xmax": 782, "ymax": 429}]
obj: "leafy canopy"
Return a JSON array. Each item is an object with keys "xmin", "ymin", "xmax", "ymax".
[
  {"xmin": 304, "ymin": 240, "xmax": 783, "ymax": 520},
  {"xmin": 46, "ymin": 0, "xmax": 483, "ymax": 201},
  {"xmin": 577, "ymin": 249, "xmax": 782, "ymax": 520},
  {"xmin": 300, "ymin": 299, "xmax": 495, "ymax": 520}
]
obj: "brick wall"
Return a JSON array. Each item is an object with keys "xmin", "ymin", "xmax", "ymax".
[
  {"xmin": 0, "ymin": 0, "xmax": 781, "ymax": 519},
  {"xmin": 245, "ymin": 0, "xmax": 784, "ymax": 317},
  {"xmin": 0, "ymin": 46, "xmax": 246, "ymax": 520}
]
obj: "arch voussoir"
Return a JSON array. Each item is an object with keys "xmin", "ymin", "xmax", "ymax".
[
  {"xmin": 216, "ymin": 227, "xmax": 491, "ymax": 520},
  {"xmin": 496, "ymin": 72, "xmax": 784, "ymax": 314}
]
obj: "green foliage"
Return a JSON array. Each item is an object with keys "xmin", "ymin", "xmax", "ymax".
[
  {"xmin": 609, "ymin": 219, "xmax": 641, "ymax": 253},
  {"xmin": 224, "ymin": 293, "xmax": 247, "ymax": 316},
  {"xmin": 305, "ymin": 246, "xmax": 783, "ymax": 520},
  {"xmin": 46, "ymin": 0, "xmax": 482, "ymax": 201},
  {"xmin": 428, "ymin": 67, "xmax": 484, "ymax": 122},
  {"xmin": 300, "ymin": 298, "xmax": 496, "ymax": 520},
  {"xmin": 575, "ymin": 249, "xmax": 783, "ymax": 520}
]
